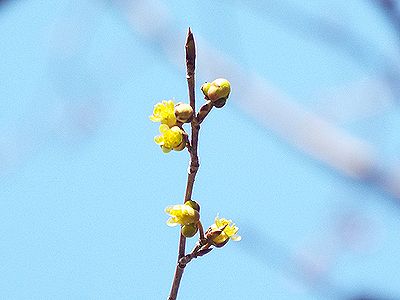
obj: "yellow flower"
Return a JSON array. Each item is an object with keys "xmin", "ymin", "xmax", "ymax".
[
  {"xmin": 149, "ymin": 100, "xmax": 177, "ymax": 127},
  {"xmin": 209, "ymin": 216, "xmax": 241, "ymax": 246},
  {"xmin": 165, "ymin": 204, "xmax": 200, "ymax": 227},
  {"xmin": 154, "ymin": 124, "xmax": 183, "ymax": 153}
]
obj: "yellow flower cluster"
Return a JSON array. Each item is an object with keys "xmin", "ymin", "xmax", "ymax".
[
  {"xmin": 164, "ymin": 201, "xmax": 241, "ymax": 246},
  {"xmin": 150, "ymin": 100, "xmax": 187, "ymax": 153}
]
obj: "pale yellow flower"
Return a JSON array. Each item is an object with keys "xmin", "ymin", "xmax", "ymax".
[
  {"xmin": 154, "ymin": 124, "xmax": 183, "ymax": 153},
  {"xmin": 210, "ymin": 216, "xmax": 241, "ymax": 245},
  {"xmin": 150, "ymin": 100, "xmax": 176, "ymax": 127},
  {"xmin": 165, "ymin": 204, "xmax": 200, "ymax": 227}
]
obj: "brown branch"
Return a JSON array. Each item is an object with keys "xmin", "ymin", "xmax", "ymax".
[
  {"xmin": 184, "ymin": 27, "xmax": 199, "ymax": 204},
  {"xmin": 178, "ymin": 246, "xmax": 213, "ymax": 266},
  {"xmin": 197, "ymin": 100, "xmax": 213, "ymax": 124},
  {"xmin": 168, "ymin": 263, "xmax": 184, "ymax": 300},
  {"xmin": 168, "ymin": 27, "xmax": 199, "ymax": 300}
]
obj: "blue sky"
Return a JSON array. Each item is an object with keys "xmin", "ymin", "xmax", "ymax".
[{"xmin": 1, "ymin": 1, "xmax": 400, "ymax": 299}]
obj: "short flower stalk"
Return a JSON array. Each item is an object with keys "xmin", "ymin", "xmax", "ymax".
[{"xmin": 150, "ymin": 28, "xmax": 239, "ymax": 300}]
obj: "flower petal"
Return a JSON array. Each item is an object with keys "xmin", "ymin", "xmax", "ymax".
[
  {"xmin": 159, "ymin": 124, "xmax": 170, "ymax": 133},
  {"xmin": 154, "ymin": 135, "xmax": 164, "ymax": 145},
  {"xmin": 164, "ymin": 204, "xmax": 200, "ymax": 226},
  {"xmin": 161, "ymin": 146, "xmax": 172, "ymax": 153},
  {"xmin": 166, "ymin": 217, "xmax": 179, "ymax": 227},
  {"xmin": 231, "ymin": 235, "xmax": 241, "ymax": 241},
  {"xmin": 149, "ymin": 115, "xmax": 161, "ymax": 122}
]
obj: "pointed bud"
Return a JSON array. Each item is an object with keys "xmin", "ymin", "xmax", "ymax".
[
  {"xmin": 175, "ymin": 103, "xmax": 194, "ymax": 123},
  {"xmin": 182, "ymin": 223, "xmax": 198, "ymax": 238}
]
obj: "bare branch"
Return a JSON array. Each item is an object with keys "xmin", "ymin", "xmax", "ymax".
[{"xmin": 168, "ymin": 27, "xmax": 199, "ymax": 300}]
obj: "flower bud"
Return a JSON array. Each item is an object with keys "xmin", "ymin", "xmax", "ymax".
[
  {"xmin": 181, "ymin": 223, "xmax": 198, "ymax": 238},
  {"xmin": 175, "ymin": 103, "xmax": 194, "ymax": 123},
  {"xmin": 184, "ymin": 200, "xmax": 200, "ymax": 212},
  {"xmin": 207, "ymin": 78, "xmax": 231, "ymax": 101},
  {"xmin": 201, "ymin": 82, "xmax": 211, "ymax": 98}
]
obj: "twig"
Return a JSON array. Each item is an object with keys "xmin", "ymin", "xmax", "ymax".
[
  {"xmin": 168, "ymin": 27, "xmax": 200, "ymax": 300},
  {"xmin": 184, "ymin": 27, "xmax": 199, "ymax": 204}
]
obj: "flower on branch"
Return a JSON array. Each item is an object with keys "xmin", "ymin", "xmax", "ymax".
[
  {"xmin": 201, "ymin": 78, "xmax": 231, "ymax": 108},
  {"xmin": 165, "ymin": 203, "xmax": 200, "ymax": 227},
  {"xmin": 154, "ymin": 124, "xmax": 185, "ymax": 153},
  {"xmin": 150, "ymin": 100, "xmax": 177, "ymax": 127},
  {"xmin": 206, "ymin": 215, "xmax": 241, "ymax": 247}
]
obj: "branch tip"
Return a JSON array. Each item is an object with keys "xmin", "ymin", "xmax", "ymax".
[{"xmin": 185, "ymin": 29, "xmax": 196, "ymax": 68}]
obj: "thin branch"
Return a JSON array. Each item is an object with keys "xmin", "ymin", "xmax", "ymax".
[
  {"xmin": 197, "ymin": 100, "xmax": 213, "ymax": 124},
  {"xmin": 197, "ymin": 220, "xmax": 205, "ymax": 241},
  {"xmin": 178, "ymin": 245, "xmax": 213, "ymax": 266},
  {"xmin": 184, "ymin": 27, "xmax": 199, "ymax": 204},
  {"xmin": 168, "ymin": 27, "xmax": 199, "ymax": 300}
]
